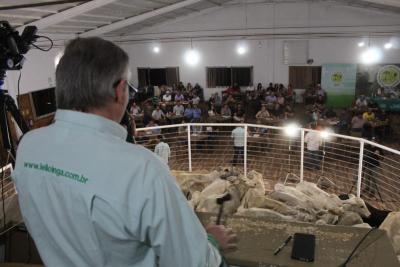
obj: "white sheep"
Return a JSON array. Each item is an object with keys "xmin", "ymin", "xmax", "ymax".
[
  {"xmin": 236, "ymin": 207, "xmax": 294, "ymax": 221},
  {"xmin": 337, "ymin": 211, "xmax": 363, "ymax": 226},
  {"xmin": 341, "ymin": 195, "xmax": 371, "ymax": 218}
]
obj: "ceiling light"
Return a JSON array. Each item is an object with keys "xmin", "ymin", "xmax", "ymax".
[
  {"xmin": 384, "ymin": 43, "xmax": 393, "ymax": 49},
  {"xmin": 237, "ymin": 45, "xmax": 247, "ymax": 55},
  {"xmin": 358, "ymin": 42, "xmax": 365, "ymax": 47},
  {"xmin": 184, "ymin": 49, "xmax": 200, "ymax": 66},
  {"xmin": 360, "ymin": 47, "xmax": 382, "ymax": 65},
  {"xmin": 153, "ymin": 46, "xmax": 160, "ymax": 53}
]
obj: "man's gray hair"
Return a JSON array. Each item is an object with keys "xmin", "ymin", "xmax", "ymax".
[{"xmin": 56, "ymin": 37, "xmax": 129, "ymax": 111}]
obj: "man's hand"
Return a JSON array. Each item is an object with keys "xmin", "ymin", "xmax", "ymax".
[{"xmin": 206, "ymin": 225, "xmax": 238, "ymax": 252}]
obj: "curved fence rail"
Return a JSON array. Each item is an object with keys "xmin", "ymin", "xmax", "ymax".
[{"xmin": 136, "ymin": 123, "xmax": 400, "ymax": 211}]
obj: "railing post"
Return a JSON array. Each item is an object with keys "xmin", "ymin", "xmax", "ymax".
[
  {"xmin": 357, "ymin": 140, "xmax": 365, "ymax": 197},
  {"xmin": 244, "ymin": 125, "xmax": 248, "ymax": 177},
  {"xmin": 300, "ymin": 129, "xmax": 305, "ymax": 182},
  {"xmin": 187, "ymin": 124, "xmax": 192, "ymax": 172}
]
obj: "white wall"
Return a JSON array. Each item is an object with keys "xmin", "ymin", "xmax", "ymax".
[
  {"xmin": 4, "ymin": 48, "xmax": 62, "ymax": 100},
  {"xmin": 123, "ymin": 36, "xmax": 400, "ymax": 99},
  {"xmin": 5, "ymin": 0, "xmax": 400, "ymax": 101},
  {"xmin": 119, "ymin": 1, "xmax": 400, "ymax": 99}
]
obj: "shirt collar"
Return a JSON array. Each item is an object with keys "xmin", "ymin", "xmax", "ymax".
[{"xmin": 55, "ymin": 109, "xmax": 127, "ymax": 140}]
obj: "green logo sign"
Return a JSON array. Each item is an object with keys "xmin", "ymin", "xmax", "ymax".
[
  {"xmin": 331, "ymin": 72, "xmax": 343, "ymax": 85},
  {"xmin": 377, "ymin": 65, "xmax": 400, "ymax": 87}
]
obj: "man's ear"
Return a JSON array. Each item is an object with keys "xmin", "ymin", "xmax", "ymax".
[{"xmin": 114, "ymin": 80, "xmax": 126, "ymax": 104}]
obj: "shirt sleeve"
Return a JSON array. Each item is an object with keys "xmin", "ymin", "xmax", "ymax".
[{"xmin": 133, "ymin": 162, "xmax": 221, "ymax": 267}]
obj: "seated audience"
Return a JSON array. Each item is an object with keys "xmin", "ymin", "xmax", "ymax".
[
  {"xmin": 324, "ymin": 108, "xmax": 337, "ymax": 119},
  {"xmin": 355, "ymin": 95, "xmax": 368, "ymax": 109},
  {"xmin": 174, "ymin": 91, "xmax": 185, "ymax": 101},
  {"xmin": 315, "ymin": 84, "xmax": 326, "ymax": 104},
  {"xmin": 146, "ymin": 120, "xmax": 161, "ymax": 135},
  {"xmin": 129, "ymin": 102, "xmax": 142, "ymax": 117},
  {"xmin": 351, "ymin": 113, "xmax": 365, "ymax": 132},
  {"xmin": 173, "ymin": 101, "xmax": 185, "ymax": 116},
  {"xmin": 363, "ymin": 109, "xmax": 375, "ymax": 122},
  {"xmin": 192, "ymin": 94, "xmax": 201, "ymax": 105},
  {"xmin": 265, "ymin": 93, "xmax": 277, "ymax": 104},
  {"xmin": 208, "ymin": 104, "xmax": 218, "ymax": 117},
  {"xmin": 192, "ymin": 104, "xmax": 202, "ymax": 122},
  {"xmin": 256, "ymin": 105, "xmax": 271, "ymax": 120},
  {"xmin": 184, "ymin": 103, "xmax": 194, "ymax": 120},
  {"xmin": 143, "ymin": 101, "xmax": 154, "ymax": 125},
  {"xmin": 221, "ymin": 104, "xmax": 232, "ymax": 117},
  {"xmin": 162, "ymin": 90, "xmax": 172, "ymax": 102},
  {"xmin": 152, "ymin": 105, "xmax": 165, "ymax": 121}
]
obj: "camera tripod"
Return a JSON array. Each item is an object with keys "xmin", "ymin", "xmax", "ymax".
[{"xmin": 0, "ymin": 75, "xmax": 29, "ymax": 165}]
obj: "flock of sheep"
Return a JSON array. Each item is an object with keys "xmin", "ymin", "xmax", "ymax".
[{"xmin": 174, "ymin": 167, "xmax": 372, "ymax": 228}]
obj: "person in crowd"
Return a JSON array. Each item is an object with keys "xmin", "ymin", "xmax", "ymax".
[
  {"xmin": 129, "ymin": 101, "xmax": 142, "ymax": 117},
  {"xmin": 209, "ymin": 92, "xmax": 222, "ymax": 109},
  {"xmin": 208, "ymin": 104, "xmax": 219, "ymax": 117},
  {"xmin": 192, "ymin": 93, "xmax": 201, "ymax": 105},
  {"xmin": 356, "ymin": 95, "xmax": 368, "ymax": 109},
  {"xmin": 266, "ymin": 82, "xmax": 274, "ymax": 92},
  {"xmin": 231, "ymin": 120, "xmax": 245, "ymax": 166},
  {"xmin": 192, "ymin": 104, "xmax": 202, "ymax": 122},
  {"xmin": 256, "ymin": 105, "xmax": 271, "ymax": 120},
  {"xmin": 224, "ymin": 94, "xmax": 236, "ymax": 108},
  {"xmin": 13, "ymin": 37, "xmax": 236, "ymax": 267},
  {"xmin": 323, "ymin": 108, "xmax": 337, "ymax": 119},
  {"xmin": 233, "ymin": 103, "xmax": 245, "ymax": 122},
  {"xmin": 285, "ymin": 84, "xmax": 295, "ymax": 105},
  {"xmin": 174, "ymin": 90, "xmax": 185, "ymax": 101},
  {"xmin": 162, "ymin": 90, "xmax": 172, "ymax": 102},
  {"xmin": 178, "ymin": 81, "xmax": 185, "ymax": 91},
  {"xmin": 265, "ymin": 93, "xmax": 277, "ymax": 104},
  {"xmin": 315, "ymin": 84, "xmax": 325, "ymax": 104},
  {"xmin": 256, "ymin": 83, "xmax": 263, "ymax": 91},
  {"xmin": 276, "ymin": 93, "xmax": 285, "ymax": 117},
  {"xmin": 184, "ymin": 103, "xmax": 194, "ymax": 121},
  {"xmin": 304, "ymin": 123, "xmax": 322, "ymax": 170},
  {"xmin": 152, "ymin": 105, "xmax": 166, "ymax": 122},
  {"xmin": 363, "ymin": 108, "xmax": 376, "ymax": 122},
  {"xmin": 351, "ymin": 112, "xmax": 365, "ymax": 133},
  {"xmin": 221, "ymin": 104, "xmax": 232, "ymax": 117},
  {"xmin": 194, "ymin": 83, "xmax": 204, "ymax": 100},
  {"xmin": 187, "ymin": 82, "xmax": 193, "ymax": 92},
  {"xmin": 173, "ymin": 101, "xmax": 185, "ymax": 117},
  {"xmin": 154, "ymin": 135, "xmax": 171, "ymax": 165},
  {"xmin": 146, "ymin": 119, "xmax": 161, "ymax": 135},
  {"xmin": 337, "ymin": 108, "xmax": 352, "ymax": 134},
  {"xmin": 142, "ymin": 101, "xmax": 154, "ymax": 126}
]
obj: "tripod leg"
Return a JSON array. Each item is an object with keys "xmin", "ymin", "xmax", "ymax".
[{"xmin": 5, "ymin": 95, "xmax": 29, "ymax": 133}]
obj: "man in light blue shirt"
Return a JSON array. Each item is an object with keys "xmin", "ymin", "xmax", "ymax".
[{"xmin": 13, "ymin": 37, "xmax": 236, "ymax": 267}]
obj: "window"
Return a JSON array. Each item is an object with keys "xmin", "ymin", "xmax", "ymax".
[
  {"xmin": 289, "ymin": 66, "xmax": 321, "ymax": 89},
  {"xmin": 137, "ymin": 67, "xmax": 179, "ymax": 87},
  {"xmin": 207, "ymin": 66, "xmax": 253, "ymax": 87}
]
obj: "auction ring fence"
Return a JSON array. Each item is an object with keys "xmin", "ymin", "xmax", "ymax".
[{"xmin": 136, "ymin": 123, "xmax": 400, "ymax": 211}]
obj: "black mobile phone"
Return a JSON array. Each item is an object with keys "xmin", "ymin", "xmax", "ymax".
[{"xmin": 291, "ymin": 233, "xmax": 316, "ymax": 262}]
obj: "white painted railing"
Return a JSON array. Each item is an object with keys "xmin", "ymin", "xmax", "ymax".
[{"xmin": 136, "ymin": 123, "xmax": 400, "ymax": 211}]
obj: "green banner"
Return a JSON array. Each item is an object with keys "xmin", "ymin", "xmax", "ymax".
[{"xmin": 322, "ymin": 63, "xmax": 357, "ymax": 108}]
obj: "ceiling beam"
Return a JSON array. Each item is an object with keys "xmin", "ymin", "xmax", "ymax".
[
  {"xmin": 356, "ymin": 0, "xmax": 400, "ymax": 8},
  {"xmin": 17, "ymin": 0, "xmax": 118, "ymax": 30},
  {"xmin": 80, "ymin": 0, "xmax": 204, "ymax": 37}
]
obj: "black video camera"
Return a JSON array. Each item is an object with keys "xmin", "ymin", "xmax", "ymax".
[{"xmin": 0, "ymin": 21, "xmax": 38, "ymax": 71}]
